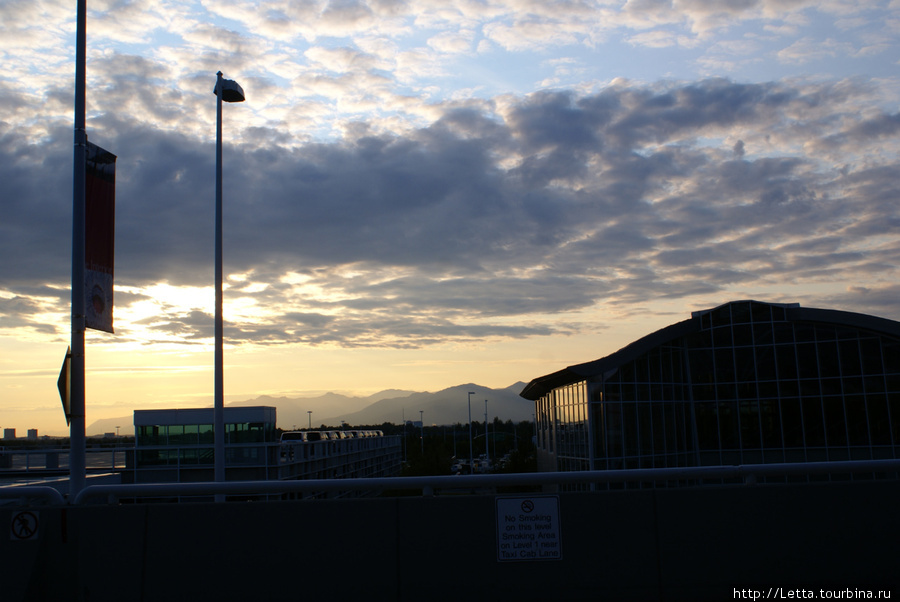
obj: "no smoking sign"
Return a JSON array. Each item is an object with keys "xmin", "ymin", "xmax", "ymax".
[{"xmin": 496, "ymin": 496, "xmax": 562, "ymax": 562}]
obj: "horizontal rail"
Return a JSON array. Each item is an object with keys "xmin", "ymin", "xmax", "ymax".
[
  {"xmin": 69, "ymin": 458, "xmax": 900, "ymax": 505},
  {"xmin": 0, "ymin": 486, "xmax": 67, "ymax": 505}
]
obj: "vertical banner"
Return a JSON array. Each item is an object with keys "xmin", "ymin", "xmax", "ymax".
[{"xmin": 84, "ymin": 141, "xmax": 116, "ymax": 333}]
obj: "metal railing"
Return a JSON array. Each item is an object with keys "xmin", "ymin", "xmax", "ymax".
[
  {"xmin": 1, "ymin": 458, "xmax": 898, "ymax": 506},
  {"xmin": 0, "ymin": 447, "xmax": 129, "ymax": 473},
  {"xmin": 0, "ymin": 485, "xmax": 66, "ymax": 505}
]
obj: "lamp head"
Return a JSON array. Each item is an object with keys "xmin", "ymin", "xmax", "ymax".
[{"xmin": 214, "ymin": 75, "xmax": 245, "ymax": 103}]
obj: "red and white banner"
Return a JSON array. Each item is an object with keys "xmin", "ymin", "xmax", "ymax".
[{"xmin": 84, "ymin": 141, "xmax": 116, "ymax": 333}]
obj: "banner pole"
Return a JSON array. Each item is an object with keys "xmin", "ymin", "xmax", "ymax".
[{"xmin": 70, "ymin": 0, "xmax": 87, "ymax": 500}]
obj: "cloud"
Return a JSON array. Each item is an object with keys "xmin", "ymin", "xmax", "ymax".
[
  {"xmin": 2, "ymin": 74, "xmax": 899, "ymax": 351},
  {"xmin": 777, "ymin": 36, "xmax": 856, "ymax": 64}
]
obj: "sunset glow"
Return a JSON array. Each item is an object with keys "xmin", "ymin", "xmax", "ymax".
[{"xmin": 1, "ymin": 1, "xmax": 898, "ymax": 435}]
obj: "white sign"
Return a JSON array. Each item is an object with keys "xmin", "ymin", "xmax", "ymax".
[{"xmin": 496, "ymin": 496, "xmax": 562, "ymax": 561}]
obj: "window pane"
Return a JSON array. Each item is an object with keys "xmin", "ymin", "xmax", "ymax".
[
  {"xmin": 845, "ymin": 394, "xmax": 869, "ymax": 446},
  {"xmin": 715, "ymin": 348, "xmax": 735, "ymax": 382},
  {"xmin": 167, "ymin": 425, "xmax": 184, "ymax": 444},
  {"xmin": 718, "ymin": 401, "xmax": 739, "ymax": 450},
  {"xmin": 638, "ymin": 404, "xmax": 652, "ymax": 456},
  {"xmin": 860, "ymin": 339, "xmax": 883, "ymax": 376},
  {"xmin": 740, "ymin": 400, "xmax": 761, "ymax": 449},
  {"xmin": 713, "ymin": 326, "xmax": 733, "ymax": 348},
  {"xmin": 781, "ymin": 398, "xmax": 803, "ymax": 447},
  {"xmin": 760, "ymin": 399, "xmax": 783, "ymax": 448},
  {"xmin": 776, "ymin": 345, "xmax": 798, "ymax": 379},
  {"xmin": 802, "ymin": 398, "xmax": 825, "ymax": 446},
  {"xmin": 883, "ymin": 340, "xmax": 900, "ymax": 374},
  {"xmin": 756, "ymin": 346, "xmax": 777, "ymax": 381},
  {"xmin": 889, "ymin": 393, "xmax": 900, "ymax": 446},
  {"xmin": 622, "ymin": 403, "xmax": 638, "ymax": 457},
  {"xmin": 797, "ymin": 343, "xmax": 818, "ymax": 379},
  {"xmin": 751, "ymin": 302, "xmax": 771, "ymax": 323},
  {"xmin": 695, "ymin": 402, "xmax": 719, "ymax": 450},
  {"xmin": 839, "ymin": 340, "xmax": 862, "ymax": 376},
  {"xmin": 823, "ymin": 397, "xmax": 847, "ymax": 446},
  {"xmin": 867, "ymin": 394, "xmax": 891, "ymax": 445},
  {"xmin": 818, "ymin": 341, "xmax": 840, "ymax": 376},
  {"xmin": 735, "ymin": 347, "xmax": 755, "ymax": 382},
  {"xmin": 733, "ymin": 324, "xmax": 753, "ymax": 347},
  {"xmin": 731, "ymin": 301, "xmax": 751, "ymax": 324},
  {"xmin": 606, "ymin": 402, "xmax": 623, "ymax": 460}
]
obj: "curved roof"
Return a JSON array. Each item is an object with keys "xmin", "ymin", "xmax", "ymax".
[{"xmin": 519, "ymin": 300, "xmax": 900, "ymax": 401}]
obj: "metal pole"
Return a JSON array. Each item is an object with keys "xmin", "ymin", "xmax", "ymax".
[
  {"xmin": 484, "ymin": 400, "xmax": 489, "ymax": 465},
  {"xmin": 70, "ymin": 0, "xmax": 88, "ymax": 500},
  {"xmin": 419, "ymin": 410, "xmax": 424, "ymax": 454},
  {"xmin": 214, "ymin": 71, "xmax": 225, "ymax": 492},
  {"xmin": 467, "ymin": 392, "xmax": 474, "ymax": 474}
]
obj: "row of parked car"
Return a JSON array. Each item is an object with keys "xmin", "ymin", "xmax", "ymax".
[{"xmin": 280, "ymin": 430, "xmax": 384, "ymax": 443}]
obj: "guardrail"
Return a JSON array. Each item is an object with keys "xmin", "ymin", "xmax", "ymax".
[
  {"xmin": 0, "ymin": 447, "xmax": 129, "ymax": 473},
  {"xmin": 2, "ymin": 458, "xmax": 898, "ymax": 506},
  {"xmin": 0, "ymin": 485, "xmax": 66, "ymax": 505}
]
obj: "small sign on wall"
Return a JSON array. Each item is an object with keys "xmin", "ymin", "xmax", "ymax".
[
  {"xmin": 496, "ymin": 496, "xmax": 562, "ymax": 561},
  {"xmin": 10, "ymin": 511, "xmax": 39, "ymax": 541}
]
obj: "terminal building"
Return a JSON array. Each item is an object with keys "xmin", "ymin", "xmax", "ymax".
[
  {"xmin": 129, "ymin": 406, "xmax": 402, "ymax": 487},
  {"xmin": 521, "ymin": 300, "xmax": 900, "ymax": 476}
]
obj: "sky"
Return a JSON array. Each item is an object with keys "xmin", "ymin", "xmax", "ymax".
[{"xmin": 1, "ymin": 0, "xmax": 899, "ymax": 435}]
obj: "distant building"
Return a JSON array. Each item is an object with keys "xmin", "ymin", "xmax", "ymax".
[
  {"xmin": 3, "ymin": 429, "xmax": 15, "ymax": 440},
  {"xmin": 130, "ymin": 406, "xmax": 402, "ymax": 490},
  {"xmin": 27, "ymin": 429, "xmax": 38, "ymax": 440},
  {"xmin": 521, "ymin": 300, "xmax": 900, "ymax": 477}
]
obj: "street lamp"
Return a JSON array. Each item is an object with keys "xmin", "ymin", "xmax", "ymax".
[
  {"xmin": 467, "ymin": 391, "xmax": 475, "ymax": 474},
  {"xmin": 484, "ymin": 399, "xmax": 489, "ymax": 466},
  {"xmin": 213, "ymin": 71, "xmax": 244, "ymax": 492}
]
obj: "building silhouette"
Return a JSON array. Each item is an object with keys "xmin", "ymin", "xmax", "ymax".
[
  {"xmin": 130, "ymin": 406, "xmax": 401, "ymax": 487},
  {"xmin": 521, "ymin": 300, "xmax": 900, "ymax": 476}
]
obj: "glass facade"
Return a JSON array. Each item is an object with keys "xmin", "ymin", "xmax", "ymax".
[
  {"xmin": 132, "ymin": 407, "xmax": 279, "ymax": 481},
  {"xmin": 528, "ymin": 301, "xmax": 900, "ymax": 477}
]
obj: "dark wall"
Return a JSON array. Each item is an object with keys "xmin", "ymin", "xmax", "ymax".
[{"xmin": 3, "ymin": 480, "xmax": 898, "ymax": 601}]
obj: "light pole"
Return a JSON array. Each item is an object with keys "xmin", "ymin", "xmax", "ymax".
[
  {"xmin": 467, "ymin": 391, "xmax": 474, "ymax": 474},
  {"xmin": 213, "ymin": 71, "xmax": 244, "ymax": 492},
  {"xmin": 419, "ymin": 410, "xmax": 424, "ymax": 454},
  {"xmin": 484, "ymin": 399, "xmax": 489, "ymax": 466},
  {"xmin": 69, "ymin": 0, "xmax": 88, "ymax": 501}
]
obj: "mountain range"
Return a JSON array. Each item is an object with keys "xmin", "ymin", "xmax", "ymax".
[{"xmin": 85, "ymin": 382, "xmax": 533, "ymax": 436}]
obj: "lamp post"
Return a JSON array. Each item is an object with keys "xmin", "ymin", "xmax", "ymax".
[
  {"xmin": 213, "ymin": 71, "xmax": 244, "ymax": 493},
  {"xmin": 69, "ymin": 0, "xmax": 88, "ymax": 501},
  {"xmin": 484, "ymin": 399, "xmax": 489, "ymax": 466},
  {"xmin": 419, "ymin": 410, "xmax": 424, "ymax": 454},
  {"xmin": 467, "ymin": 391, "xmax": 474, "ymax": 474}
]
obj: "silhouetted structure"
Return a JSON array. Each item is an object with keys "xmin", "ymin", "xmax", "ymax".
[
  {"xmin": 521, "ymin": 300, "xmax": 900, "ymax": 475},
  {"xmin": 130, "ymin": 406, "xmax": 401, "ymax": 486}
]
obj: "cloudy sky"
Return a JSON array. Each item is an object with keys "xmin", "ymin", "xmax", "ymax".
[{"xmin": 2, "ymin": 0, "xmax": 899, "ymax": 435}]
